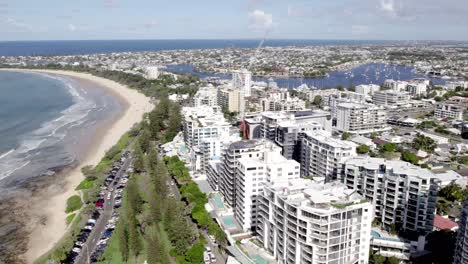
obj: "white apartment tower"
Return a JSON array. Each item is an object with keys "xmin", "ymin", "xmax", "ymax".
[
  {"xmin": 300, "ymin": 131, "xmax": 357, "ymax": 181},
  {"xmin": 257, "ymin": 179, "xmax": 373, "ymax": 264},
  {"xmin": 235, "ymin": 146, "xmax": 300, "ymax": 230},
  {"xmin": 355, "ymin": 84, "xmax": 380, "ymax": 96},
  {"xmin": 145, "ymin": 66, "xmax": 159, "ymax": 80},
  {"xmin": 193, "ymin": 85, "xmax": 218, "ymax": 107},
  {"xmin": 373, "ymin": 90, "xmax": 411, "ymax": 107},
  {"xmin": 182, "ymin": 106, "xmax": 230, "ymax": 149},
  {"xmin": 342, "ymin": 157, "xmax": 440, "ymax": 233},
  {"xmin": 218, "ymin": 139, "xmax": 274, "ymax": 208},
  {"xmin": 435, "ymin": 102, "xmax": 465, "ymax": 120},
  {"xmin": 335, "ymin": 102, "xmax": 388, "ymax": 135},
  {"xmin": 232, "ymin": 69, "xmax": 252, "ymax": 97}
]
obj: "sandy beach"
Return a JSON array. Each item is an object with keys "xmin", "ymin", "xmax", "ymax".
[{"xmin": 0, "ymin": 69, "xmax": 153, "ymax": 263}]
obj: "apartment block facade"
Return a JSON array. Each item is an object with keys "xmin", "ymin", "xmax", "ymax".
[
  {"xmin": 435, "ymin": 102, "xmax": 465, "ymax": 120},
  {"xmin": 335, "ymin": 102, "xmax": 388, "ymax": 135},
  {"xmin": 257, "ymin": 179, "xmax": 373, "ymax": 264},
  {"xmin": 235, "ymin": 148, "xmax": 300, "ymax": 230},
  {"xmin": 341, "ymin": 157, "xmax": 440, "ymax": 233},
  {"xmin": 217, "ymin": 140, "xmax": 275, "ymax": 208},
  {"xmin": 373, "ymin": 90, "xmax": 411, "ymax": 107},
  {"xmin": 300, "ymin": 131, "xmax": 356, "ymax": 181},
  {"xmin": 182, "ymin": 106, "xmax": 230, "ymax": 149}
]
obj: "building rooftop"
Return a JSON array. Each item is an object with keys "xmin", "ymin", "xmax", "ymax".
[
  {"xmin": 304, "ymin": 131, "xmax": 356, "ymax": 149},
  {"xmin": 345, "ymin": 157, "xmax": 437, "ymax": 180},
  {"xmin": 433, "ymin": 215, "xmax": 458, "ymax": 230},
  {"xmin": 267, "ymin": 179, "xmax": 368, "ymax": 212},
  {"xmin": 228, "ymin": 139, "xmax": 277, "ymax": 151}
]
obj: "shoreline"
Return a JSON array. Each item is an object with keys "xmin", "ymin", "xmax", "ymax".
[{"xmin": 0, "ymin": 69, "xmax": 153, "ymax": 263}]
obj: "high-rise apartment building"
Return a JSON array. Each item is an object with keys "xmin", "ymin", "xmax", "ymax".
[
  {"xmin": 435, "ymin": 102, "xmax": 465, "ymax": 120},
  {"xmin": 335, "ymin": 102, "xmax": 388, "ymax": 135},
  {"xmin": 235, "ymin": 147, "xmax": 300, "ymax": 230},
  {"xmin": 232, "ymin": 69, "xmax": 252, "ymax": 97},
  {"xmin": 300, "ymin": 131, "xmax": 356, "ymax": 181},
  {"xmin": 373, "ymin": 90, "xmax": 411, "ymax": 107},
  {"xmin": 182, "ymin": 106, "xmax": 230, "ymax": 149},
  {"xmin": 342, "ymin": 157, "xmax": 441, "ymax": 233},
  {"xmin": 192, "ymin": 85, "xmax": 218, "ymax": 107},
  {"xmin": 257, "ymin": 179, "xmax": 373, "ymax": 264},
  {"xmin": 217, "ymin": 139, "xmax": 275, "ymax": 207}
]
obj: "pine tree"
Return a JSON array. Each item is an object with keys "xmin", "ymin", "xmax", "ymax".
[
  {"xmin": 117, "ymin": 220, "xmax": 129, "ymax": 261},
  {"xmin": 128, "ymin": 214, "xmax": 142, "ymax": 257},
  {"xmin": 147, "ymin": 148, "xmax": 159, "ymax": 172},
  {"xmin": 133, "ymin": 144, "xmax": 145, "ymax": 173},
  {"xmin": 146, "ymin": 231, "xmax": 161, "ymax": 264}
]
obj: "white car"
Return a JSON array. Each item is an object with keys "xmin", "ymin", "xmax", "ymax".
[
  {"xmin": 72, "ymin": 247, "xmax": 81, "ymax": 253},
  {"xmin": 75, "ymin": 241, "xmax": 84, "ymax": 247},
  {"xmin": 84, "ymin": 225, "xmax": 93, "ymax": 230},
  {"xmin": 107, "ymin": 193, "xmax": 112, "ymax": 200},
  {"xmin": 98, "ymin": 238, "xmax": 109, "ymax": 245}
]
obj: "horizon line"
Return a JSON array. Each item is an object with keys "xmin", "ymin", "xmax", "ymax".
[{"xmin": 0, "ymin": 38, "xmax": 467, "ymax": 43}]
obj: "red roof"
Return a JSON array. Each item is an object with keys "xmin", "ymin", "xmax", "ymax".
[{"xmin": 434, "ymin": 215, "xmax": 458, "ymax": 230}]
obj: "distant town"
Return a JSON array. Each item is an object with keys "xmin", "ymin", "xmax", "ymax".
[{"xmin": 2, "ymin": 42, "xmax": 468, "ymax": 264}]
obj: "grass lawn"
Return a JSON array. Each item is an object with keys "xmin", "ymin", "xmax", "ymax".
[
  {"xmin": 75, "ymin": 178, "xmax": 96, "ymax": 190},
  {"xmin": 65, "ymin": 195, "xmax": 83, "ymax": 213},
  {"xmin": 66, "ymin": 213, "xmax": 76, "ymax": 225}
]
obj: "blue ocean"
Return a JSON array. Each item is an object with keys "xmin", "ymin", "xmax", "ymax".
[
  {"xmin": 0, "ymin": 39, "xmax": 395, "ymax": 56},
  {"xmin": 0, "ymin": 71, "xmax": 122, "ymax": 188}
]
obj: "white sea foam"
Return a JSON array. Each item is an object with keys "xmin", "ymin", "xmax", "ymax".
[
  {"xmin": 0, "ymin": 73, "xmax": 99, "ymax": 182},
  {"xmin": 0, "ymin": 149, "xmax": 14, "ymax": 160}
]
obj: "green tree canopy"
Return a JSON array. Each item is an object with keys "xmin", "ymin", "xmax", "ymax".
[
  {"xmin": 401, "ymin": 151, "xmax": 419, "ymax": 165},
  {"xmin": 412, "ymin": 134, "xmax": 437, "ymax": 153},
  {"xmin": 381, "ymin": 143, "xmax": 397, "ymax": 153},
  {"xmin": 341, "ymin": 132, "xmax": 350, "ymax": 140},
  {"xmin": 357, "ymin": 144, "xmax": 370, "ymax": 154},
  {"xmin": 312, "ymin": 95, "xmax": 323, "ymax": 106}
]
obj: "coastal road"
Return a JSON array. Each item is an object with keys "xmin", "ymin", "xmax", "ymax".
[{"xmin": 74, "ymin": 155, "xmax": 132, "ymax": 264}]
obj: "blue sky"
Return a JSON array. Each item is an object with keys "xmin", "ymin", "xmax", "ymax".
[{"xmin": 0, "ymin": 0, "xmax": 467, "ymax": 41}]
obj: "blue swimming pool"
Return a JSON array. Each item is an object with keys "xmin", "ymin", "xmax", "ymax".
[
  {"xmin": 371, "ymin": 230, "xmax": 381, "ymax": 238},
  {"xmin": 222, "ymin": 215, "xmax": 237, "ymax": 229},
  {"xmin": 252, "ymin": 255, "xmax": 268, "ymax": 264},
  {"xmin": 213, "ymin": 193, "xmax": 225, "ymax": 210}
]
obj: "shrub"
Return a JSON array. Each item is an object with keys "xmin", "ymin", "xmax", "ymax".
[
  {"xmin": 65, "ymin": 195, "xmax": 83, "ymax": 213},
  {"xmin": 66, "ymin": 213, "xmax": 76, "ymax": 225}
]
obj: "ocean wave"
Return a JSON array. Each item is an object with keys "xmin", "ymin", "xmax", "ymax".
[
  {"xmin": 0, "ymin": 73, "xmax": 98, "ymax": 182},
  {"xmin": 0, "ymin": 149, "xmax": 14, "ymax": 160}
]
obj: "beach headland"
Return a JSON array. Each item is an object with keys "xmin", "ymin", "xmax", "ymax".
[{"xmin": 0, "ymin": 69, "xmax": 153, "ymax": 263}]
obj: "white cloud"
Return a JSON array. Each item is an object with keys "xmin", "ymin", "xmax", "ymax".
[
  {"xmin": 248, "ymin": 9, "xmax": 274, "ymax": 32},
  {"xmin": 68, "ymin": 24, "xmax": 76, "ymax": 32},
  {"xmin": 380, "ymin": 0, "xmax": 395, "ymax": 14}
]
